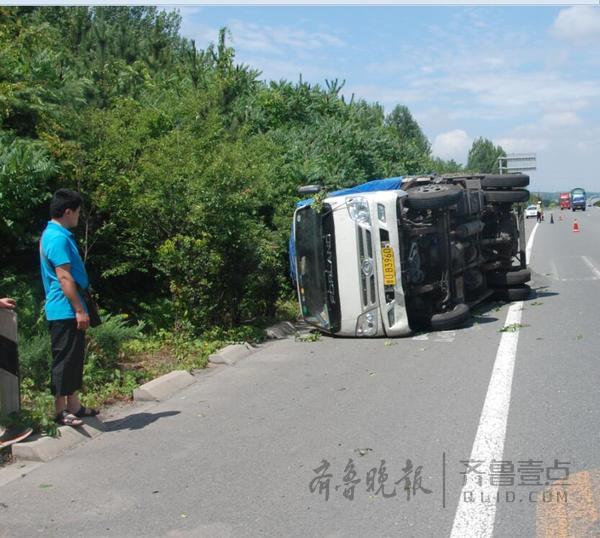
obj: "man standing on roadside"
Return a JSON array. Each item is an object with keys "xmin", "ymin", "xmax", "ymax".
[{"xmin": 40, "ymin": 189, "xmax": 98, "ymax": 427}]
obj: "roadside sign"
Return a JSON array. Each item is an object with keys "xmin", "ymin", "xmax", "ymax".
[{"xmin": 498, "ymin": 153, "xmax": 537, "ymax": 175}]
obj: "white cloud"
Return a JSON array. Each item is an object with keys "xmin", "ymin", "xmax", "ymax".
[
  {"xmin": 552, "ymin": 6, "xmax": 600, "ymax": 45},
  {"xmin": 229, "ymin": 21, "xmax": 345, "ymax": 54},
  {"xmin": 432, "ymin": 130, "xmax": 472, "ymax": 164},
  {"xmin": 442, "ymin": 73, "xmax": 600, "ymax": 113},
  {"xmin": 178, "ymin": 19, "xmax": 219, "ymax": 48},
  {"xmin": 235, "ymin": 53, "xmax": 335, "ymax": 83},
  {"xmin": 494, "ymin": 137, "xmax": 549, "ymax": 154},
  {"xmin": 342, "ymin": 84, "xmax": 424, "ymax": 108},
  {"xmin": 178, "ymin": 15, "xmax": 345, "ymax": 57},
  {"xmin": 540, "ymin": 111, "xmax": 581, "ymax": 129}
]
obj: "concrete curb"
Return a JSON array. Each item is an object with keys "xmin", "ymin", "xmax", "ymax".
[
  {"xmin": 208, "ymin": 342, "xmax": 255, "ymax": 365},
  {"xmin": 7, "ymin": 334, "xmax": 278, "ymax": 466},
  {"xmin": 12, "ymin": 416, "xmax": 106, "ymax": 463},
  {"xmin": 133, "ymin": 370, "xmax": 195, "ymax": 402},
  {"xmin": 265, "ymin": 321, "xmax": 297, "ymax": 340}
]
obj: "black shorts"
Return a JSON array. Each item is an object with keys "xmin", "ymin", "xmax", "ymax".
[{"xmin": 49, "ymin": 319, "xmax": 85, "ymax": 396}]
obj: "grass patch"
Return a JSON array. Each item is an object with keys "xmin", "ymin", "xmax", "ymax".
[{"xmin": 4, "ymin": 317, "xmax": 271, "ymax": 436}]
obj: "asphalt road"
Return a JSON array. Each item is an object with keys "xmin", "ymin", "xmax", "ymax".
[{"xmin": 1, "ymin": 208, "xmax": 599, "ymax": 537}]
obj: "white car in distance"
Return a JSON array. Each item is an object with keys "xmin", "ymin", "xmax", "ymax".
[{"xmin": 525, "ymin": 205, "xmax": 538, "ymax": 218}]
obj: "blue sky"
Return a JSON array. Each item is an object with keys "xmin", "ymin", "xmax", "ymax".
[{"xmin": 176, "ymin": 5, "xmax": 600, "ymax": 192}]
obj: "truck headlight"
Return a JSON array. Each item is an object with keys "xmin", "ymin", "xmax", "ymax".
[
  {"xmin": 346, "ymin": 197, "xmax": 371, "ymax": 224},
  {"xmin": 356, "ymin": 309, "xmax": 378, "ymax": 336}
]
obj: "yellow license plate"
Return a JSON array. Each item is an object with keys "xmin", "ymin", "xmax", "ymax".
[{"xmin": 381, "ymin": 246, "xmax": 396, "ymax": 286}]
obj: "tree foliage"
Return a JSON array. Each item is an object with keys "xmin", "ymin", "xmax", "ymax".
[
  {"xmin": 385, "ymin": 104, "xmax": 431, "ymax": 155},
  {"xmin": 466, "ymin": 137, "xmax": 506, "ymax": 174}
]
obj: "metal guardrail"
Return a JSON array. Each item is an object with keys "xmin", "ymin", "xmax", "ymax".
[{"xmin": 0, "ymin": 308, "xmax": 20, "ymax": 418}]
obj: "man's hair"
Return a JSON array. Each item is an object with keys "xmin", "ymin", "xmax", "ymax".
[{"xmin": 50, "ymin": 189, "xmax": 83, "ymax": 218}]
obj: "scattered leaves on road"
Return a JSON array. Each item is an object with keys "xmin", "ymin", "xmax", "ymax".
[
  {"xmin": 499, "ymin": 323, "xmax": 529, "ymax": 333},
  {"xmin": 354, "ymin": 448, "xmax": 373, "ymax": 456},
  {"xmin": 384, "ymin": 339, "xmax": 395, "ymax": 347},
  {"xmin": 295, "ymin": 331, "xmax": 321, "ymax": 342},
  {"xmin": 576, "ymin": 334, "xmax": 584, "ymax": 341},
  {"xmin": 530, "ymin": 301, "xmax": 543, "ymax": 306},
  {"xmin": 39, "ymin": 484, "xmax": 52, "ymax": 489}
]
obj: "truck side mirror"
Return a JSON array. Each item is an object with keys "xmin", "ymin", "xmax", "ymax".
[{"xmin": 298, "ymin": 185, "xmax": 323, "ymax": 195}]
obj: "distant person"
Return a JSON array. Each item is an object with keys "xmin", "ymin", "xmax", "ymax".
[
  {"xmin": 39, "ymin": 189, "xmax": 99, "ymax": 427},
  {"xmin": 536, "ymin": 202, "xmax": 543, "ymax": 223}
]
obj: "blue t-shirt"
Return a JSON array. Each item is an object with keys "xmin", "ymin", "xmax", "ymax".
[{"xmin": 40, "ymin": 221, "xmax": 89, "ymax": 321}]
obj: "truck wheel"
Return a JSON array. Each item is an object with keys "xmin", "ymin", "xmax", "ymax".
[
  {"xmin": 430, "ymin": 303, "xmax": 470, "ymax": 331},
  {"xmin": 481, "ymin": 174, "xmax": 530, "ymax": 189},
  {"xmin": 485, "ymin": 189, "xmax": 530, "ymax": 203},
  {"xmin": 405, "ymin": 184, "xmax": 462, "ymax": 210},
  {"xmin": 487, "ymin": 268, "xmax": 531, "ymax": 286},
  {"xmin": 493, "ymin": 284, "xmax": 532, "ymax": 302}
]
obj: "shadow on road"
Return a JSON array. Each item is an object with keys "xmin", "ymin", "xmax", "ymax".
[
  {"xmin": 531, "ymin": 285, "xmax": 559, "ymax": 299},
  {"xmin": 466, "ymin": 314, "xmax": 500, "ymax": 327},
  {"xmin": 103, "ymin": 411, "xmax": 180, "ymax": 432}
]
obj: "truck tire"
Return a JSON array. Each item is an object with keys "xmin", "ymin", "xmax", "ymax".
[
  {"xmin": 487, "ymin": 267, "xmax": 531, "ymax": 286},
  {"xmin": 493, "ymin": 284, "xmax": 532, "ymax": 302},
  {"xmin": 430, "ymin": 303, "xmax": 470, "ymax": 330},
  {"xmin": 485, "ymin": 189, "xmax": 530, "ymax": 203},
  {"xmin": 481, "ymin": 174, "xmax": 530, "ymax": 189},
  {"xmin": 406, "ymin": 184, "xmax": 463, "ymax": 210}
]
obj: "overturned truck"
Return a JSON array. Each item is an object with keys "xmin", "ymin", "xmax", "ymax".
[{"xmin": 290, "ymin": 173, "xmax": 531, "ymax": 337}]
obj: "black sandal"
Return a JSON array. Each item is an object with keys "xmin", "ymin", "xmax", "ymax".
[
  {"xmin": 55, "ymin": 410, "xmax": 83, "ymax": 427},
  {"xmin": 73, "ymin": 406, "xmax": 99, "ymax": 418}
]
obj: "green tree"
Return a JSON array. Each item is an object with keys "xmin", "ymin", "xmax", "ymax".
[
  {"xmin": 385, "ymin": 105, "xmax": 431, "ymax": 155},
  {"xmin": 466, "ymin": 137, "xmax": 506, "ymax": 174}
]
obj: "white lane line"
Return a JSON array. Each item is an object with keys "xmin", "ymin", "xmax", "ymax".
[
  {"xmin": 525, "ymin": 222, "xmax": 539, "ymax": 263},
  {"xmin": 450, "ymin": 222, "xmax": 539, "ymax": 538},
  {"xmin": 581, "ymin": 256, "xmax": 600, "ymax": 280}
]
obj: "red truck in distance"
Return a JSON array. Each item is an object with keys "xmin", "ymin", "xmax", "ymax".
[{"xmin": 559, "ymin": 192, "xmax": 570, "ymax": 210}]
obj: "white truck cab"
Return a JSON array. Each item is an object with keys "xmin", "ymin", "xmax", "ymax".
[{"xmin": 293, "ymin": 188, "xmax": 411, "ymax": 337}]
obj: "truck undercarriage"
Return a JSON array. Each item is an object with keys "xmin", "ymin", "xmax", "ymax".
[{"xmin": 398, "ymin": 173, "xmax": 530, "ymax": 331}]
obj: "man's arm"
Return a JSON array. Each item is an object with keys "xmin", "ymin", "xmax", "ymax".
[
  {"xmin": 0, "ymin": 298, "xmax": 16, "ymax": 309},
  {"xmin": 55, "ymin": 264, "xmax": 90, "ymax": 331}
]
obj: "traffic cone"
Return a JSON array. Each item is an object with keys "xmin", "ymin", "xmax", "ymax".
[
  {"xmin": 550, "ymin": 214, "xmax": 554, "ymax": 224},
  {"xmin": 573, "ymin": 219, "xmax": 580, "ymax": 233}
]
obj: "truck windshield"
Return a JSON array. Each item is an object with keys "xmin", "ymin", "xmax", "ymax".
[{"xmin": 294, "ymin": 205, "xmax": 340, "ymax": 332}]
